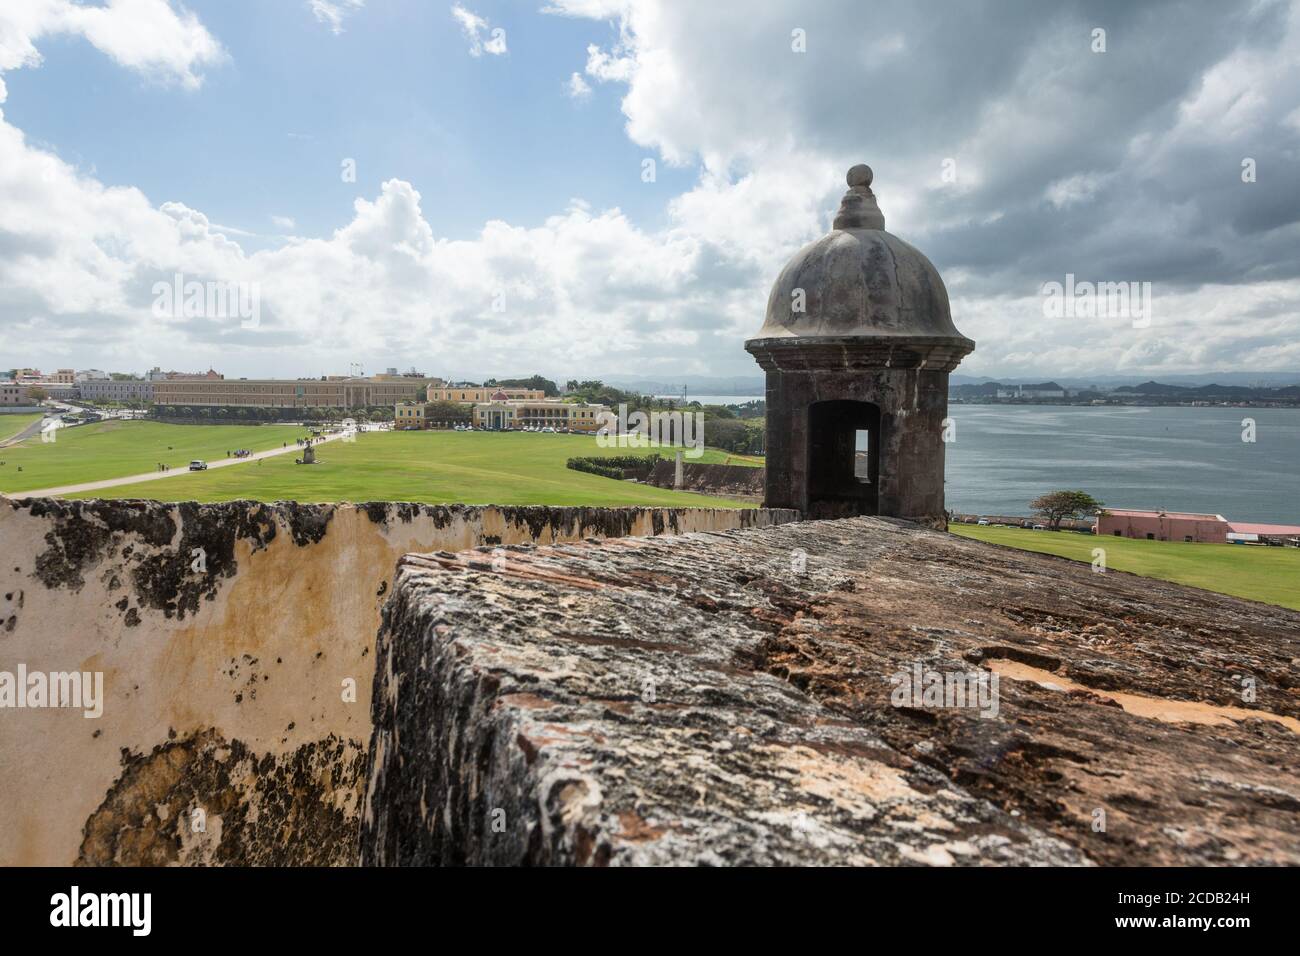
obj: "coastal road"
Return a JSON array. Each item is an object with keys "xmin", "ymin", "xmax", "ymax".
[{"xmin": 5, "ymin": 431, "xmax": 348, "ymax": 500}]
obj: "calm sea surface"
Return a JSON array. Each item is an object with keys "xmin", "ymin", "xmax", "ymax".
[{"xmin": 944, "ymin": 405, "xmax": 1300, "ymax": 523}]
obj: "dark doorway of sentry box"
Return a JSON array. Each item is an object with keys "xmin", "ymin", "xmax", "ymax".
[{"xmin": 807, "ymin": 399, "xmax": 880, "ymax": 519}]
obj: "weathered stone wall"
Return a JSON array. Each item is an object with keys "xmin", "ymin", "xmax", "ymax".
[
  {"xmin": 758, "ymin": 366, "xmax": 953, "ymax": 523},
  {"xmin": 0, "ymin": 496, "xmax": 795, "ymax": 866},
  {"xmin": 362, "ymin": 516, "xmax": 1300, "ymax": 866},
  {"xmin": 646, "ymin": 460, "xmax": 765, "ymax": 497}
]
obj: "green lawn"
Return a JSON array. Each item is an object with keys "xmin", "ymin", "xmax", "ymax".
[
  {"xmin": 704, "ymin": 450, "xmax": 764, "ymax": 467},
  {"xmin": 951, "ymin": 523, "xmax": 1300, "ymax": 611},
  {"xmin": 0, "ymin": 413, "xmax": 44, "ymax": 444},
  {"xmin": 0, "ymin": 420, "xmax": 310, "ymax": 493},
  {"xmin": 58, "ymin": 430, "xmax": 751, "ymax": 508}
]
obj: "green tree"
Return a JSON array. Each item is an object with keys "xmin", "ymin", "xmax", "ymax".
[
  {"xmin": 495, "ymin": 374, "xmax": 559, "ymax": 396},
  {"xmin": 1030, "ymin": 490, "xmax": 1105, "ymax": 530},
  {"xmin": 705, "ymin": 418, "xmax": 764, "ymax": 455},
  {"xmin": 426, "ymin": 400, "xmax": 470, "ymax": 424}
]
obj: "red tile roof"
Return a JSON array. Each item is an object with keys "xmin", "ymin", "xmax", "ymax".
[
  {"xmin": 1227, "ymin": 522, "xmax": 1300, "ymax": 536},
  {"xmin": 1104, "ymin": 509, "xmax": 1226, "ymax": 522}
]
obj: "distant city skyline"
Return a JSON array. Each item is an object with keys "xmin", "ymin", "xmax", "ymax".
[
  {"xmin": 2, "ymin": 1, "xmax": 1299, "ymax": 381},
  {"xmin": 14, "ymin": 361, "xmax": 1300, "ymax": 398}
]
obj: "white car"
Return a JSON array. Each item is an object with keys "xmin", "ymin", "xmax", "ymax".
[{"xmin": 189, "ymin": 460, "xmax": 208, "ymax": 471}]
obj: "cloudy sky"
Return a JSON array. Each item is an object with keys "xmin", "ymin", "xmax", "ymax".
[{"xmin": 1, "ymin": 0, "xmax": 1298, "ymax": 383}]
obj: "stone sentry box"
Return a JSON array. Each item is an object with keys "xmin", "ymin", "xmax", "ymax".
[{"xmin": 746, "ymin": 164, "xmax": 975, "ymax": 526}]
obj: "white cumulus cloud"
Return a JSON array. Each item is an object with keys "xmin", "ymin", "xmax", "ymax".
[
  {"xmin": 0, "ymin": 0, "xmax": 224, "ymax": 90},
  {"xmin": 5, "ymin": 0, "xmax": 1300, "ymax": 383},
  {"xmin": 452, "ymin": 4, "xmax": 507, "ymax": 58},
  {"xmin": 307, "ymin": 0, "xmax": 366, "ymax": 35},
  {"xmin": 566, "ymin": 71, "xmax": 591, "ymax": 99}
]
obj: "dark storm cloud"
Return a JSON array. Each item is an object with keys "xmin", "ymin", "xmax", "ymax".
[
  {"xmin": 650, "ymin": 0, "xmax": 1298, "ymax": 301},
  {"xmin": 863, "ymin": 0, "xmax": 1298, "ymax": 290}
]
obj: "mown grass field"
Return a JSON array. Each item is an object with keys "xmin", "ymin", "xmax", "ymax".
[
  {"xmin": 0, "ymin": 420, "xmax": 310, "ymax": 493},
  {"xmin": 0, "ymin": 413, "xmax": 44, "ymax": 444},
  {"xmin": 951, "ymin": 523, "xmax": 1300, "ymax": 611},
  {"xmin": 38, "ymin": 426, "xmax": 753, "ymax": 508}
]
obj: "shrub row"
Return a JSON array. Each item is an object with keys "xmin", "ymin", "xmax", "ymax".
[{"xmin": 566, "ymin": 453, "xmax": 661, "ymax": 480}]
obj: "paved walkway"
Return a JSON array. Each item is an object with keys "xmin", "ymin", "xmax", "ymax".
[
  {"xmin": 0, "ymin": 416, "xmax": 50, "ymax": 450},
  {"xmin": 6, "ymin": 432, "xmax": 346, "ymax": 499}
]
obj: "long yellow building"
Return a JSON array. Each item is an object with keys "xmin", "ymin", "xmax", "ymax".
[{"xmin": 154, "ymin": 376, "xmax": 433, "ymax": 408}]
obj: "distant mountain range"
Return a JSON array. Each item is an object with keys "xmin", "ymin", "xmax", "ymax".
[
  {"xmin": 1112, "ymin": 380, "xmax": 1300, "ymax": 399},
  {"xmin": 594, "ymin": 372, "xmax": 1300, "ymax": 400},
  {"xmin": 952, "ymin": 378, "xmax": 1300, "ymax": 403},
  {"xmin": 951, "ymin": 371, "xmax": 1300, "ymax": 388},
  {"xmin": 602, "ymin": 372, "xmax": 1300, "ymax": 394}
]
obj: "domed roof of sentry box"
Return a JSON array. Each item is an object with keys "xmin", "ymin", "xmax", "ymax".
[{"xmin": 748, "ymin": 165, "xmax": 974, "ymax": 355}]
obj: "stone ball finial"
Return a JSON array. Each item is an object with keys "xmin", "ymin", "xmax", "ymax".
[
  {"xmin": 847, "ymin": 164, "xmax": 873, "ymax": 188},
  {"xmin": 833, "ymin": 164, "xmax": 884, "ymax": 231}
]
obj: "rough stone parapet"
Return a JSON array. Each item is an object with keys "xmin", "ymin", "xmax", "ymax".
[{"xmin": 361, "ymin": 516, "xmax": 1300, "ymax": 865}]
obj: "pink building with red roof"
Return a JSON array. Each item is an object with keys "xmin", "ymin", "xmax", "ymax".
[
  {"xmin": 1096, "ymin": 509, "xmax": 1230, "ymax": 543},
  {"xmin": 1095, "ymin": 509, "xmax": 1300, "ymax": 545}
]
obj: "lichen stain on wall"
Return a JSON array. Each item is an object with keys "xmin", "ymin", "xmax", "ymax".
[{"xmin": 0, "ymin": 497, "xmax": 795, "ymax": 865}]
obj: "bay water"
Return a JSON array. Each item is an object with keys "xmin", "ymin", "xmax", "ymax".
[{"xmin": 944, "ymin": 405, "xmax": 1299, "ymax": 523}]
